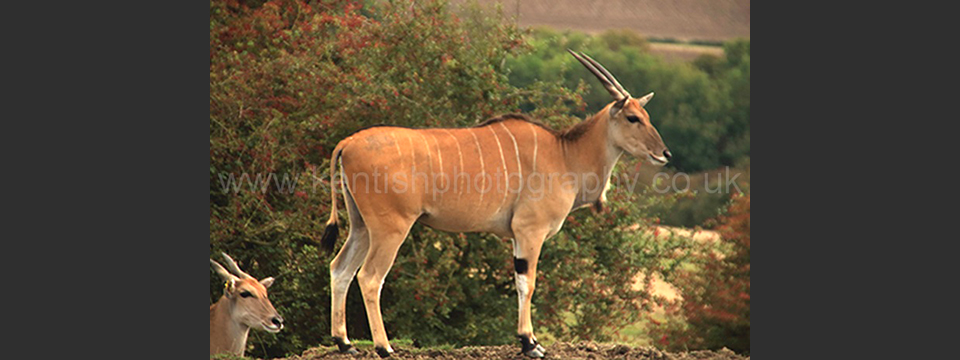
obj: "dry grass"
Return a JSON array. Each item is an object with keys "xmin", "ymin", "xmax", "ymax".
[
  {"xmin": 455, "ymin": 0, "xmax": 750, "ymax": 42},
  {"xmin": 648, "ymin": 42, "xmax": 724, "ymax": 63}
]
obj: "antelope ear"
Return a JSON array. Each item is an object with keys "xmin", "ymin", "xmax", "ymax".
[
  {"xmin": 224, "ymin": 278, "xmax": 237, "ymax": 298},
  {"xmin": 636, "ymin": 92, "xmax": 654, "ymax": 107},
  {"xmin": 260, "ymin": 277, "xmax": 275, "ymax": 288},
  {"xmin": 609, "ymin": 97, "xmax": 629, "ymax": 117}
]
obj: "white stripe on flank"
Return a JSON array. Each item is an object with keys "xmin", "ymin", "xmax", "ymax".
[
  {"xmin": 407, "ymin": 133, "xmax": 416, "ymax": 172},
  {"xmin": 430, "ymin": 133, "xmax": 444, "ymax": 202},
  {"xmin": 431, "ymin": 133, "xmax": 443, "ymax": 177},
  {"xmin": 468, "ymin": 129, "xmax": 485, "ymax": 212},
  {"xmin": 391, "ymin": 133, "xmax": 402, "ymax": 168},
  {"xmin": 442, "ymin": 129, "xmax": 463, "ymax": 205},
  {"xmin": 488, "ymin": 126, "xmax": 508, "ymax": 214},
  {"xmin": 418, "ymin": 132, "xmax": 433, "ymax": 176},
  {"xmin": 526, "ymin": 122, "xmax": 538, "ymax": 174},
  {"xmin": 499, "ymin": 122, "xmax": 523, "ymax": 194}
]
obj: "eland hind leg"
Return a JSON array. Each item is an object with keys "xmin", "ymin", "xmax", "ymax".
[
  {"xmin": 355, "ymin": 214, "xmax": 418, "ymax": 358},
  {"xmin": 329, "ymin": 188, "xmax": 370, "ymax": 354}
]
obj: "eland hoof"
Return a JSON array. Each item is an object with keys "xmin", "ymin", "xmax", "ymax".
[
  {"xmin": 518, "ymin": 334, "xmax": 545, "ymax": 358},
  {"xmin": 375, "ymin": 346, "xmax": 392, "ymax": 358},
  {"xmin": 333, "ymin": 337, "xmax": 359, "ymax": 355},
  {"xmin": 524, "ymin": 348, "xmax": 545, "ymax": 358}
]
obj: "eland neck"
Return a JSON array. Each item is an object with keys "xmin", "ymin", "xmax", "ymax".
[
  {"xmin": 561, "ymin": 110, "xmax": 623, "ymax": 210},
  {"xmin": 210, "ymin": 296, "xmax": 251, "ymax": 356}
]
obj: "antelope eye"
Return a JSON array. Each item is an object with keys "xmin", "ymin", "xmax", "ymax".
[
  {"xmin": 240, "ymin": 291, "xmax": 253, "ymax": 298},
  {"xmin": 626, "ymin": 115, "xmax": 641, "ymax": 123}
]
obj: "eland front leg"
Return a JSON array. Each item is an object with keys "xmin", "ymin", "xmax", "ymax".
[{"xmin": 511, "ymin": 226, "xmax": 551, "ymax": 358}]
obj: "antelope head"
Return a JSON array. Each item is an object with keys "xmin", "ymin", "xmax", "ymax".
[
  {"xmin": 568, "ymin": 50, "xmax": 671, "ymax": 165},
  {"xmin": 211, "ymin": 253, "xmax": 284, "ymax": 333}
]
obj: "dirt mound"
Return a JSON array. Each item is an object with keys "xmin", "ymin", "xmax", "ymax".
[{"xmin": 278, "ymin": 342, "xmax": 747, "ymax": 360}]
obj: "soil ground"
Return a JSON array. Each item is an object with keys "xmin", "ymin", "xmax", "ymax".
[{"xmin": 277, "ymin": 342, "xmax": 748, "ymax": 360}]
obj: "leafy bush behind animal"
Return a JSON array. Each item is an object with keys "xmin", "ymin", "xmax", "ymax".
[{"xmin": 648, "ymin": 194, "xmax": 750, "ymax": 354}]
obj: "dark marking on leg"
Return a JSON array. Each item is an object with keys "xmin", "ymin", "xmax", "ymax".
[
  {"xmin": 332, "ymin": 337, "xmax": 358, "ymax": 354},
  {"xmin": 514, "ymin": 257, "xmax": 528, "ymax": 274},
  {"xmin": 518, "ymin": 334, "xmax": 536, "ymax": 353},
  {"xmin": 593, "ymin": 200, "xmax": 604, "ymax": 213},
  {"xmin": 518, "ymin": 334, "xmax": 546, "ymax": 357},
  {"xmin": 375, "ymin": 346, "xmax": 392, "ymax": 358}
]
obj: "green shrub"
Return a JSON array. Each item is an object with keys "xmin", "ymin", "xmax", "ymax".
[
  {"xmin": 649, "ymin": 194, "xmax": 750, "ymax": 354},
  {"xmin": 534, "ymin": 181, "xmax": 698, "ymax": 342},
  {"xmin": 645, "ymin": 165, "xmax": 750, "ymax": 227}
]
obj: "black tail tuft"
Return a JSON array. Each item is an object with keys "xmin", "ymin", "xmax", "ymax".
[{"xmin": 320, "ymin": 222, "xmax": 339, "ymax": 253}]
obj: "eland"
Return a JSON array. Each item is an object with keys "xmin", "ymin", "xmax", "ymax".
[
  {"xmin": 210, "ymin": 252, "xmax": 284, "ymax": 356},
  {"xmin": 320, "ymin": 50, "xmax": 670, "ymax": 358}
]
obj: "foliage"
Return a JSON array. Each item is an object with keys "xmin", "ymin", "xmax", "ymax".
[
  {"xmin": 649, "ymin": 194, "xmax": 750, "ymax": 354},
  {"xmin": 535, "ymin": 182, "xmax": 697, "ymax": 342},
  {"xmin": 505, "ymin": 27, "xmax": 750, "ymax": 172},
  {"xmin": 210, "ymin": 0, "xmax": 746, "ymax": 358},
  {"xmin": 379, "ymin": 226, "xmax": 517, "ymax": 346},
  {"xmin": 645, "ymin": 164, "xmax": 750, "ymax": 228}
]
